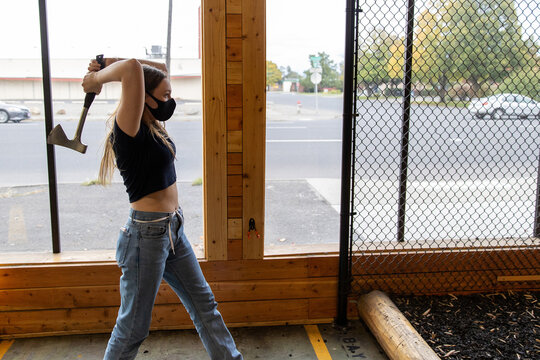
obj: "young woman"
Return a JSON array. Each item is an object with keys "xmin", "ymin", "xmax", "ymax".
[{"xmin": 82, "ymin": 58, "xmax": 243, "ymax": 360}]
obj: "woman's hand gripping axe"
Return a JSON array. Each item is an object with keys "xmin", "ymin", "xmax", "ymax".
[{"xmin": 47, "ymin": 54, "xmax": 105, "ymax": 153}]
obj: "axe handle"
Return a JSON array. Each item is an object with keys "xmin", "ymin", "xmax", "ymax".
[{"xmin": 75, "ymin": 55, "xmax": 105, "ymax": 140}]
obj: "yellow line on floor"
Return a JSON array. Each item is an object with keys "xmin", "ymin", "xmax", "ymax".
[
  {"xmin": 0, "ymin": 340, "xmax": 15, "ymax": 359},
  {"xmin": 304, "ymin": 325, "xmax": 332, "ymax": 360}
]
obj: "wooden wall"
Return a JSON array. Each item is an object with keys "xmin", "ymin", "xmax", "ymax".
[
  {"xmin": 0, "ymin": 255, "xmax": 360, "ymax": 338},
  {"xmin": 204, "ymin": 0, "xmax": 265, "ymax": 261}
]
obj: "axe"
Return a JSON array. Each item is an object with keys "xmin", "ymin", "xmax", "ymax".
[{"xmin": 47, "ymin": 54, "xmax": 105, "ymax": 153}]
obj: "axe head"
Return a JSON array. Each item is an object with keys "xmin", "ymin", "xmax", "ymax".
[{"xmin": 47, "ymin": 124, "xmax": 88, "ymax": 154}]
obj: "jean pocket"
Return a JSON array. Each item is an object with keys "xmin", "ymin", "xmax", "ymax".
[
  {"xmin": 140, "ymin": 223, "xmax": 168, "ymax": 238},
  {"xmin": 116, "ymin": 226, "xmax": 131, "ymax": 266}
]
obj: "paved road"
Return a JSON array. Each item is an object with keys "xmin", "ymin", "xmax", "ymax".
[{"xmin": 0, "ymin": 106, "xmax": 342, "ymax": 186}]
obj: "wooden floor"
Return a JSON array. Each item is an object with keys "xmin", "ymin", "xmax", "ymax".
[{"xmin": 0, "ymin": 321, "xmax": 387, "ymax": 360}]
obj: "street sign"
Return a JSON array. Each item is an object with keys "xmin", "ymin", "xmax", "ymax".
[
  {"xmin": 310, "ymin": 67, "xmax": 322, "ymax": 73},
  {"xmin": 310, "ymin": 55, "xmax": 321, "ymax": 68},
  {"xmin": 310, "ymin": 72, "xmax": 322, "ymax": 85}
]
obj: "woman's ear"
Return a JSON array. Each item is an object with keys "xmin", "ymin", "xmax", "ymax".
[{"xmin": 145, "ymin": 92, "xmax": 158, "ymax": 109}]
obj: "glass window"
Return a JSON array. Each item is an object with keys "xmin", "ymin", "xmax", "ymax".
[
  {"xmin": 0, "ymin": 0, "xmax": 203, "ymax": 256},
  {"xmin": 265, "ymin": 0, "xmax": 345, "ymax": 255},
  {"xmin": 0, "ymin": 0, "xmax": 52, "ymax": 253}
]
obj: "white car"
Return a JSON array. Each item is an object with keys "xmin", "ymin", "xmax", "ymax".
[{"xmin": 468, "ymin": 93, "xmax": 540, "ymax": 119}]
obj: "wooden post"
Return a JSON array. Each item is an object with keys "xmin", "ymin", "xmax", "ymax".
[{"xmin": 357, "ymin": 290, "xmax": 441, "ymax": 360}]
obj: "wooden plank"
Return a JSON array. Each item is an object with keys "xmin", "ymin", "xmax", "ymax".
[
  {"xmin": 202, "ymin": 0, "xmax": 228, "ymax": 261},
  {"xmin": 228, "ymin": 175, "xmax": 243, "ymax": 196},
  {"xmin": 0, "ymin": 277, "xmax": 338, "ymax": 311},
  {"xmin": 226, "ymin": 0, "xmax": 242, "ymax": 14},
  {"xmin": 203, "ymin": 258, "xmax": 309, "ymax": 281},
  {"xmin": 227, "ymin": 196, "xmax": 242, "ymax": 218},
  {"xmin": 308, "ymin": 256, "xmax": 339, "ymax": 277},
  {"xmin": 497, "ymin": 275, "xmax": 540, "ymax": 282},
  {"xmin": 242, "ymin": 0, "xmax": 266, "ymax": 260},
  {"xmin": 226, "ymin": 14, "xmax": 242, "ymax": 37},
  {"xmin": 0, "ymin": 264, "xmax": 121, "ymax": 289},
  {"xmin": 2, "ymin": 250, "xmax": 536, "ymax": 290},
  {"xmin": 358, "ymin": 291, "xmax": 441, "ymax": 360},
  {"xmin": 0, "ymin": 299, "xmax": 310, "ymax": 336},
  {"xmin": 1, "ymin": 319, "xmax": 336, "ymax": 340},
  {"xmin": 309, "ymin": 297, "xmax": 358, "ymax": 319},
  {"xmin": 352, "ymin": 270, "xmax": 540, "ymax": 295},
  {"xmin": 227, "ymin": 164, "xmax": 243, "ymax": 175},
  {"xmin": 226, "ymin": 38, "xmax": 242, "ymax": 61},
  {"xmin": 352, "ymin": 248, "xmax": 540, "ymax": 274},
  {"xmin": 228, "ymin": 218, "xmax": 243, "ymax": 239},
  {"xmin": 227, "ymin": 149, "xmax": 243, "ymax": 174},
  {"xmin": 227, "ymin": 61, "xmax": 243, "ymax": 85},
  {"xmin": 227, "ymin": 130, "xmax": 242, "ymax": 152},
  {"xmin": 227, "ymin": 107, "xmax": 243, "ymax": 130},
  {"xmin": 0, "ymin": 250, "xmax": 116, "ymax": 266},
  {"xmin": 228, "ymin": 239, "xmax": 243, "ymax": 260},
  {"xmin": 226, "ymin": 84, "xmax": 243, "ymax": 107}
]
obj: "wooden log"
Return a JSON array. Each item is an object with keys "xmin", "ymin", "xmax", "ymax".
[{"xmin": 357, "ymin": 290, "xmax": 440, "ymax": 360}]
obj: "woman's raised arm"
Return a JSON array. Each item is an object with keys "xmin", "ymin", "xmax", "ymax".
[{"xmin": 82, "ymin": 58, "xmax": 145, "ymax": 137}]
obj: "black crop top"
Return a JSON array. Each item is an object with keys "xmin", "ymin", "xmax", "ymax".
[{"xmin": 113, "ymin": 120, "xmax": 176, "ymax": 203}]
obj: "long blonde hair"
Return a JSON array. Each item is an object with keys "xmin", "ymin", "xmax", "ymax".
[{"xmin": 99, "ymin": 65, "xmax": 175, "ymax": 185}]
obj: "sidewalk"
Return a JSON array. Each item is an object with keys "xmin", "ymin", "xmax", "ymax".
[{"xmin": 0, "ymin": 179, "xmax": 341, "ymax": 255}]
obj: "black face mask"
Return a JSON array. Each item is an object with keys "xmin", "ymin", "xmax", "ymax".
[{"xmin": 145, "ymin": 91, "xmax": 176, "ymax": 121}]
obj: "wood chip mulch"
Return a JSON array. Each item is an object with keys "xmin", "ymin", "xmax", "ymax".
[{"xmin": 392, "ymin": 291, "xmax": 539, "ymax": 360}]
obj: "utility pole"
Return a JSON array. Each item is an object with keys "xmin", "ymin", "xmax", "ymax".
[{"xmin": 166, "ymin": 0, "xmax": 173, "ymax": 78}]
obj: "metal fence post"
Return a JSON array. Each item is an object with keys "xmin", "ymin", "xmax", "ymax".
[
  {"xmin": 38, "ymin": 0, "xmax": 61, "ymax": 253},
  {"xmin": 396, "ymin": 0, "xmax": 416, "ymax": 243},
  {"xmin": 336, "ymin": 0, "xmax": 358, "ymax": 327},
  {"xmin": 534, "ymin": 152, "xmax": 540, "ymax": 237}
]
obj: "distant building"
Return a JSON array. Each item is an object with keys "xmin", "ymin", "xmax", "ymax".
[{"xmin": 0, "ymin": 58, "xmax": 202, "ymax": 101}]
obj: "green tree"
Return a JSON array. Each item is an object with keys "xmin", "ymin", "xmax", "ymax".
[
  {"xmin": 266, "ymin": 61, "xmax": 282, "ymax": 88},
  {"xmin": 357, "ymin": 28, "xmax": 399, "ymax": 96},
  {"xmin": 421, "ymin": 0, "xmax": 529, "ymax": 101},
  {"xmin": 282, "ymin": 66, "xmax": 301, "ymax": 81}
]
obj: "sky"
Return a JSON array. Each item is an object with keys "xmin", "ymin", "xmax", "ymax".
[
  {"xmin": 0, "ymin": 0, "xmax": 347, "ymax": 73},
  {"xmin": 0, "ymin": 0, "xmax": 537, "ymax": 74}
]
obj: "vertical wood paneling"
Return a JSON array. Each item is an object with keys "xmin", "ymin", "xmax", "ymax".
[
  {"xmin": 226, "ymin": 39, "xmax": 243, "ymax": 61},
  {"xmin": 228, "ymin": 175, "xmax": 243, "ymax": 196},
  {"xmin": 227, "ymin": 152, "xmax": 243, "ymax": 174},
  {"xmin": 226, "ymin": 14, "xmax": 242, "ymax": 37},
  {"xmin": 226, "ymin": 84, "xmax": 243, "ymax": 107},
  {"xmin": 242, "ymin": 0, "xmax": 266, "ymax": 259},
  {"xmin": 227, "ymin": 62, "xmax": 243, "ymax": 84},
  {"xmin": 228, "ymin": 197, "xmax": 243, "ymax": 218},
  {"xmin": 228, "ymin": 218, "xmax": 243, "ymax": 239},
  {"xmin": 228, "ymin": 239, "xmax": 243, "ymax": 260},
  {"xmin": 227, "ymin": 107, "xmax": 243, "ymax": 130},
  {"xmin": 226, "ymin": 0, "xmax": 242, "ymax": 14},
  {"xmin": 227, "ymin": 131, "xmax": 243, "ymax": 152},
  {"xmin": 203, "ymin": 0, "xmax": 228, "ymax": 261}
]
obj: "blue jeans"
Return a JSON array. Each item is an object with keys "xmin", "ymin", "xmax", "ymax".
[{"xmin": 104, "ymin": 208, "xmax": 243, "ymax": 360}]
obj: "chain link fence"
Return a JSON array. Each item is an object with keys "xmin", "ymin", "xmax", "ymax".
[{"xmin": 346, "ymin": 0, "xmax": 540, "ymax": 296}]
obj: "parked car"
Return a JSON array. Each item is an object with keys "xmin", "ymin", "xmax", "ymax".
[
  {"xmin": 0, "ymin": 102, "xmax": 31, "ymax": 123},
  {"xmin": 468, "ymin": 93, "xmax": 540, "ymax": 119}
]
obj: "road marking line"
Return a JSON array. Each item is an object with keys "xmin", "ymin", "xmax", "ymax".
[
  {"xmin": 305, "ymin": 325, "xmax": 332, "ymax": 360},
  {"xmin": 266, "ymin": 139, "xmax": 341, "ymax": 143},
  {"xmin": 267, "ymin": 126, "xmax": 307, "ymax": 129},
  {"xmin": 9, "ymin": 205, "xmax": 28, "ymax": 244},
  {"xmin": 0, "ymin": 340, "xmax": 15, "ymax": 359}
]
